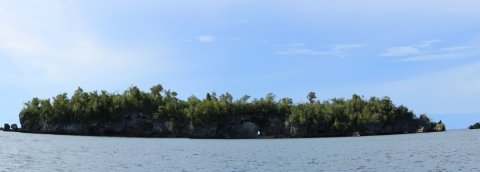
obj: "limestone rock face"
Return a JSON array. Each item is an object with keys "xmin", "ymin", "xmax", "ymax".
[
  {"xmin": 239, "ymin": 122, "xmax": 259, "ymax": 138},
  {"xmin": 287, "ymin": 122, "xmax": 307, "ymax": 137},
  {"xmin": 122, "ymin": 113, "xmax": 154, "ymax": 136},
  {"xmin": 151, "ymin": 121, "xmax": 168, "ymax": 136},
  {"xmin": 189, "ymin": 122, "xmax": 219, "ymax": 138},
  {"xmin": 262, "ymin": 117, "xmax": 284, "ymax": 136},
  {"xmin": 18, "ymin": 111, "xmax": 447, "ymax": 138}
]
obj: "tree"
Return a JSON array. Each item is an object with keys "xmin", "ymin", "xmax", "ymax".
[
  {"xmin": 71, "ymin": 87, "xmax": 89, "ymax": 121},
  {"xmin": 239, "ymin": 95, "xmax": 250, "ymax": 103},
  {"xmin": 278, "ymin": 97, "xmax": 293, "ymax": 117},
  {"xmin": 419, "ymin": 114, "xmax": 431, "ymax": 124},
  {"xmin": 52, "ymin": 93, "xmax": 71, "ymax": 122},
  {"xmin": 206, "ymin": 93, "xmax": 212, "ymax": 101},
  {"xmin": 150, "ymin": 84, "xmax": 163, "ymax": 97},
  {"xmin": 307, "ymin": 91, "xmax": 317, "ymax": 103},
  {"xmin": 219, "ymin": 92, "xmax": 233, "ymax": 103}
]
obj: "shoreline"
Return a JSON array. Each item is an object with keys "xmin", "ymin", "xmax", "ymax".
[{"xmin": 1, "ymin": 128, "xmax": 448, "ymax": 139}]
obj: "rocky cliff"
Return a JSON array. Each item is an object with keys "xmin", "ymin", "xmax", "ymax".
[{"xmin": 19, "ymin": 112, "xmax": 444, "ymax": 138}]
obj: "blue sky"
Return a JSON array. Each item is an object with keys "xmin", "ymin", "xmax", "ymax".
[{"xmin": 1, "ymin": 0, "xmax": 479, "ymax": 129}]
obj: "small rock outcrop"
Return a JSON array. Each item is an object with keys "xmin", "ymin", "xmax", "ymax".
[
  {"xmin": 469, "ymin": 122, "xmax": 480, "ymax": 129},
  {"xmin": 432, "ymin": 121, "xmax": 446, "ymax": 132},
  {"xmin": 3, "ymin": 123, "xmax": 11, "ymax": 131},
  {"xmin": 416, "ymin": 115, "xmax": 446, "ymax": 133},
  {"xmin": 11, "ymin": 124, "xmax": 19, "ymax": 132}
]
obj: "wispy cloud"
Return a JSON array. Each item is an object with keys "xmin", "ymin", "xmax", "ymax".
[
  {"xmin": 381, "ymin": 39, "xmax": 477, "ymax": 62},
  {"xmin": 273, "ymin": 43, "xmax": 364, "ymax": 58},
  {"xmin": 0, "ymin": 1, "xmax": 164, "ymax": 87},
  {"xmin": 196, "ymin": 35, "xmax": 215, "ymax": 43}
]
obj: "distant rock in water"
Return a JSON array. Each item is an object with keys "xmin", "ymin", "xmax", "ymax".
[
  {"xmin": 11, "ymin": 124, "xmax": 19, "ymax": 132},
  {"xmin": 18, "ymin": 85, "xmax": 447, "ymax": 138},
  {"xmin": 2, "ymin": 123, "xmax": 20, "ymax": 132},
  {"xmin": 3, "ymin": 123, "xmax": 11, "ymax": 131},
  {"xmin": 468, "ymin": 122, "xmax": 480, "ymax": 129}
]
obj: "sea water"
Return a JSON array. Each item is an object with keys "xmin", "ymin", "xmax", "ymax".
[{"xmin": 1, "ymin": 129, "xmax": 479, "ymax": 171}]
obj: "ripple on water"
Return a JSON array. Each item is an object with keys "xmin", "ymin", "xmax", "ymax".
[{"xmin": 1, "ymin": 130, "xmax": 480, "ymax": 171}]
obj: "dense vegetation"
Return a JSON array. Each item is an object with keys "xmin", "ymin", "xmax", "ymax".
[{"xmin": 19, "ymin": 84, "xmax": 445, "ymax": 137}]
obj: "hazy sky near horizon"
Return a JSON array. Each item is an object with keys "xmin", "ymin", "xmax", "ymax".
[{"xmin": 1, "ymin": 0, "xmax": 479, "ymax": 129}]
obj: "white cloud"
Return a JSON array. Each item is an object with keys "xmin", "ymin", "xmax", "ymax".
[
  {"xmin": 196, "ymin": 35, "xmax": 215, "ymax": 43},
  {"xmin": 381, "ymin": 39, "xmax": 441, "ymax": 57},
  {"xmin": 273, "ymin": 43, "xmax": 364, "ymax": 57},
  {"xmin": 0, "ymin": 1, "xmax": 167, "ymax": 88},
  {"xmin": 417, "ymin": 39, "xmax": 442, "ymax": 48},
  {"xmin": 381, "ymin": 47, "xmax": 422, "ymax": 57},
  {"xmin": 400, "ymin": 51, "xmax": 472, "ymax": 62},
  {"xmin": 381, "ymin": 39, "xmax": 477, "ymax": 62}
]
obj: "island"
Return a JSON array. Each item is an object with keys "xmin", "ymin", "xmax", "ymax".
[
  {"xmin": 19, "ymin": 84, "xmax": 445, "ymax": 138},
  {"xmin": 468, "ymin": 122, "xmax": 480, "ymax": 129}
]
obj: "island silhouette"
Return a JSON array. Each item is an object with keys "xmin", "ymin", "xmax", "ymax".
[{"xmin": 18, "ymin": 84, "xmax": 445, "ymax": 138}]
